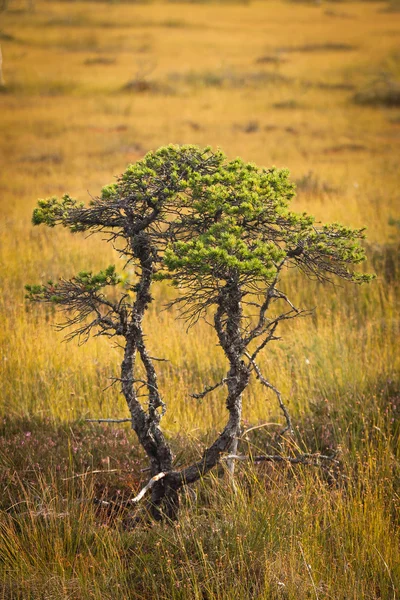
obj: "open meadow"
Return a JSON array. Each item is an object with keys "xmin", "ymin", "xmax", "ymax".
[{"xmin": 0, "ymin": 0, "xmax": 399, "ymax": 597}]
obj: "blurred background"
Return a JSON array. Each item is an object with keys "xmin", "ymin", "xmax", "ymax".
[{"xmin": 0, "ymin": 0, "xmax": 399, "ymax": 427}]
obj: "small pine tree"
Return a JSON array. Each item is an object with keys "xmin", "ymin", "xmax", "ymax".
[{"xmin": 27, "ymin": 145, "xmax": 373, "ymax": 520}]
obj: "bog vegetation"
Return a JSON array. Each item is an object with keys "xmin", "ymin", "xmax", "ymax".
[{"xmin": 0, "ymin": 1, "xmax": 399, "ymax": 598}]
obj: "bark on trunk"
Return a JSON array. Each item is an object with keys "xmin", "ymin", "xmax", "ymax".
[
  {"xmin": 169, "ymin": 277, "xmax": 249, "ymax": 490},
  {"xmin": 122, "ymin": 267, "xmax": 250, "ymax": 521},
  {"xmin": 149, "ymin": 476, "xmax": 180, "ymax": 521},
  {"xmin": 121, "ymin": 233, "xmax": 175, "ymax": 517}
]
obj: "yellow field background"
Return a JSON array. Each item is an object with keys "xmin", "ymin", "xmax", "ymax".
[
  {"xmin": 0, "ymin": 1, "xmax": 399, "ymax": 598},
  {"xmin": 1, "ymin": 0, "xmax": 399, "ymax": 429}
]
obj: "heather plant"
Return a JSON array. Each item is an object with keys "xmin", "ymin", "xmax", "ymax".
[{"xmin": 26, "ymin": 144, "xmax": 373, "ymax": 521}]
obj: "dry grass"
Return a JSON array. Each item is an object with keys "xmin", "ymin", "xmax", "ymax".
[{"xmin": 0, "ymin": 0, "xmax": 399, "ymax": 598}]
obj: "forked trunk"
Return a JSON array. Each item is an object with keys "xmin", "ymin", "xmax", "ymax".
[{"xmin": 149, "ymin": 476, "xmax": 180, "ymax": 521}]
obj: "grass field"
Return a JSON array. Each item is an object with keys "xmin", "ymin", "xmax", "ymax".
[{"xmin": 0, "ymin": 0, "xmax": 399, "ymax": 598}]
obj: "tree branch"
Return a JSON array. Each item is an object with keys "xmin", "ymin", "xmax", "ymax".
[
  {"xmin": 190, "ymin": 378, "xmax": 227, "ymax": 400},
  {"xmin": 244, "ymin": 351, "xmax": 293, "ymax": 435},
  {"xmin": 222, "ymin": 452, "xmax": 339, "ymax": 465},
  {"xmin": 245, "ymin": 302, "xmax": 310, "ymax": 362},
  {"xmin": 243, "ymin": 258, "xmax": 286, "ymax": 346},
  {"xmin": 86, "ymin": 418, "xmax": 132, "ymax": 423},
  {"xmin": 130, "ymin": 472, "xmax": 167, "ymax": 504}
]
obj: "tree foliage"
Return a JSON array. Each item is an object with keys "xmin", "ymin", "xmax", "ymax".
[{"xmin": 27, "ymin": 145, "xmax": 373, "ymax": 520}]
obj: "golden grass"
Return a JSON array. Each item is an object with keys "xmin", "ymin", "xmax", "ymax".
[
  {"xmin": 0, "ymin": 451, "xmax": 398, "ymax": 599},
  {"xmin": 0, "ymin": 0, "xmax": 399, "ymax": 597}
]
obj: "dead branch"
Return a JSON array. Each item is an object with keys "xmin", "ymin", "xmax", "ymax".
[
  {"xmin": 130, "ymin": 471, "xmax": 167, "ymax": 503},
  {"xmin": 62, "ymin": 469, "xmax": 122, "ymax": 480},
  {"xmin": 86, "ymin": 418, "xmax": 132, "ymax": 423},
  {"xmin": 190, "ymin": 378, "xmax": 227, "ymax": 400},
  {"xmin": 222, "ymin": 452, "xmax": 339, "ymax": 466},
  {"xmin": 244, "ymin": 351, "xmax": 293, "ymax": 435}
]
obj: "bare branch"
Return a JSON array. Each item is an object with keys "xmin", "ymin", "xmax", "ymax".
[
  {"xmin": 222, "ymin": 452, "xmax": 339, "ymax": 465},
  {"xmin": 190, "ymin": 378, "xmax": 227, "ymax": 400},
  {"xmin": 272, "ymin": 290, "xmax": 300, "ymax": 313},
  {"xmin": 245, "ymin": 302, "xmax": 304, "ymax": 350},
  {"xmin": 249, "ymin": 307, "xmax": 311, "ymax": 362},
  {"xmin": 148, "ymin": 356, "xmax": 169, "ymax": 362},
  {"xmin": 92, "ymin": 471, "xmax": 167, "ymax": 508},
  {"xmin": 130, "ymin": 472, "xmax": 166, "ymax": 503},
  {"xmin": 63, "ymin": 469, "xmax": 122, "ymax": 480},
  {"xmin": 243, "ymin": 258, "xmax": 286, "ymax": 345},
  {"xmin": 245, "ymin": 351, "xmax": 293, "ymax": 435},
  {"xmin": 86, "ymin": 418, "xmax": 131, "ymax": 424}
]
